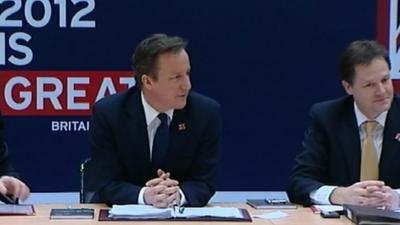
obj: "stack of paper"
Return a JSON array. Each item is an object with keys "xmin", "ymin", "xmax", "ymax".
[
  {"xmin": 0, "ymin": 204, "xmax": 35, "ymax": 216},
  {"xmin": 108, "ymin": 204, "xmax": 244, "ymax": 219},
  {"xmin": 50, "ymin": 208, "xmax": 94, "ymax": 219},
  {"xmin": 178, "ymin": 207, "xmax": 243, "ymax": 218},
  {"xmin": 310, "ymin": 205, "xmax": 344, "ymax": 214},
  {"xmin": 109, "ymin": 205, "xmax": 171, "ymax": 219}
]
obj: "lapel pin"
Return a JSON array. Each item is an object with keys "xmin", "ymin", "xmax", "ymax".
[
  {"xmin": 178, "ymin": 123, "xmax": 186, "ymax": 131},
  {"xmin": 395, "ymin": 133, "xmax": 400, "ymax": 142}
]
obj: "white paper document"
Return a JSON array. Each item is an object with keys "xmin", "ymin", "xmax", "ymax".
[
  {"xmin": 109, "ymin": 204, "xmax": 243, "ymax": 219},
  {"xmin": 179, "ymin": 207, "xmax": 243, "ymax": 218},
  {"xmin": 314, "ymin": 205, "xmax": 344, "ymax": 212},
  {"xmin": 253, "ymin": 211, "xmax": 288, "ymax": 219},
  {"xmin": 109, "ymin": 205, "xmax": 171, "ymax": 218}
]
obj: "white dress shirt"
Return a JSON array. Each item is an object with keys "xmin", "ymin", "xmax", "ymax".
[
  {"xmin": 138, "ymin": 92, "xmax": 186, "ymax": 205},
  {"xmin": 310, "ymin": 102, "xmax": 389, "ymax": 204}
]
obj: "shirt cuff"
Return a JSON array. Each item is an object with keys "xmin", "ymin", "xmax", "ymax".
[
  {"xmin": 310, "ymin": 185, "xmax": 337, "ymax": 205},
  {"xmin": 179, "ymin": 189, "xmax": 187, "ymax": 205},
  {"xmin": 394, "ymin": 188, "xmax": 400, "ymax": 209},
  {"xmin": 138, "ymin": 187, "xmax": 147, "ymax": 204}
]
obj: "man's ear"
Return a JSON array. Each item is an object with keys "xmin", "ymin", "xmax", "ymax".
[
  {"xmin": 341, "ymin": 80, "xmax": 353, "ymax": 95},
  {"xmin": 141, "ymin": 74, "xmax": 152, "ymax": 89}
]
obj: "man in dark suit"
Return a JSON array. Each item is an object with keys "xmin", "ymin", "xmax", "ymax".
[
  {"xmin": 288, "ymin": 40, "xmax": 400, "ymax": 209},
  {"xmin": 0, "ymin": 113, "xmax": 30, "ymax": 203},
  {"xmin": 89, "ymin": 34, "xmax": 221, "ymax": 207}
]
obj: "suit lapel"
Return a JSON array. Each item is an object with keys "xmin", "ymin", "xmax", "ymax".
[
  {"xmin": 165, "ymin": 106, "xmax": 190, "ymax": 169},
  {"xmin": 380, "ymin": 97, "xmax": 400, "ymax": 178},
  {"xmin": 122, "ymin": 89, "xmax": 151, "ymax": 164},
  {"xmin": 338, "ymin": 98, "xmax": 362, "ymax": 182}
]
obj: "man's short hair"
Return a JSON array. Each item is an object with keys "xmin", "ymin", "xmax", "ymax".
[
  {"xmin": 339, "ymin": 40, "xmax": 391, "ymax": 84},
  {"xmin": 132, "ymin": 33, "xmax": 188, "ymax": 88}
]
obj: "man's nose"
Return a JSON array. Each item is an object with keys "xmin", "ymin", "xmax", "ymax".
[
  {"xmin": 375, "ymin": 83, "xmax": 386, "ymax": 95},
  {"xmin": 181, "ymin": 75, "xmax": 191, "ymax": 90}
]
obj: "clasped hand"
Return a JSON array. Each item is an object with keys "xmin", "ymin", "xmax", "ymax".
[
  {"xmin": 330, "ymin": 180, "xmax": 399, "ymax": 209},
  {"xmin": 143, "ymin": 169, "xmax": 180, "ymax": 208},
  {"xmin": 0, "ymin": 176, "xmax": 30, "ymax": 202}
]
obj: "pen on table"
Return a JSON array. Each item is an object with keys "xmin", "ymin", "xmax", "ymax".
[
  {"xmin": 178, "ymin": 203, "xmax": 185, "ymax": 213},
  {"xmin": 265, "ymin": 198, "xmax": 288, "ymax": 204},
  {"xmin": 171, "ymin": 201, "xmax": 184, "ymax": 217},
  {"xmin": 172, "ymin": 203, "xmax": 177, "ymax": 218}
]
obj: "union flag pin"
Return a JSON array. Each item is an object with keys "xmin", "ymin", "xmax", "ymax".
[{"xmin": 178, "ymin": 123, "xmax": 186, "ymax": 131}]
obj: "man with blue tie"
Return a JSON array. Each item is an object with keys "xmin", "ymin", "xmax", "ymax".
[
  {"xmin": 288, "ymin": 40, "xmax": 400, "ymax": 209},
  {"xmin": 89, "ymin": 34, "xmax": 221, "ymax": 208}
]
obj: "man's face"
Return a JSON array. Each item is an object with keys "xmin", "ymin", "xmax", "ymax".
[
  {"xmin": 142, "ymin": 49, "xmax": 191, "ymax": 112},
  {"xmin": 342, "ymin": 57, "xmax": 393, "ymax": 119}
]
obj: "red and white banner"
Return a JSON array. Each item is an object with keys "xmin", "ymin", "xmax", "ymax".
[
  {"xmin": 0, "ymin": 71, "xmax": 134, "ymax": 116},
  {"xmin": 377, "ymin": 0, "xmax": 400, "ymax": 91}
]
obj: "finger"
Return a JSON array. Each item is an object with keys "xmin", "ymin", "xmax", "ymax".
[
  {"xmin": 162, "ymin": 186, "xmax": 179, "ymax": 196},
  {"xmin": 356, "ymin": 195, "xmax": 370, "ymax": 205},
  {"xmin": 144, "ymin": 186, "xmax": 168, "ymax": 205},
  {"xmin": 363, "ymin": 196, "xmax": 384, "ymax": 206},
  {"xmin": 159, "ymin": 172, "xmax": 170, "ymax": 180},
  {"xmin": 11, "ymin": 179, "xmax": 24, "ymax": 200},
  {"xmin": 358, "ymin": 180, "xmax": 385, "ymax": 188},
  {"xmin": 157, "ymin": 169, "xmax": 165, "ymax": 176},
  {"xmin": 366, "ymin": 186, "xmax": 393, "ymax": 200},
  {"xmin": 380, "ymin": 185, "xmax": 393, "ymax": 193},
  {"xmin": 145, "ymin": 186, "xmax": 166, "ymax": 201},
  {"xmin": 149, "ymin": 185, "xmax": 167, "ymax": 194},
  {"xmin": 157, "ymin": 169, "xmax": 170, "ymax": 180},
  {"xmin": 153, "ymin": 193, "xmax": 169, "ymax": 204},
  {"xmin": 164, "ymin": 192, "xmax": 179, "ymax": 206},
  {"xmin": 366, "ymin": 191, "xmax": 385, "ymax": 199},
  {"xmin": 365, "ymin": 185, "xmax": 384, "ymax": 193},
  {"xmin": 354, "ymin": 186, "xmax": 369, "ymax": 197},
  {"xmin": 146, "ymin": 177, "xmax": 165, "ymax": 187},
  {"xmin": 7, "ymin": 178, "xmax": 21, "ymax": 200},
  {"xmin": 159, "ymin": 179, "xmax": 179, "ymax": 187},
  {"xmin": 155, "ymin": 192, "xmax": 168, "ymax": 201},
  {"xmin": 18, "ymin": 183, "xmax": 30, "ymax": 201},
  {"xmin": 0, "ymin": 183, "xmax": 7, "ymax": 196},
  {"xmin": 379, "ymin": 189, "xmax": 398, "ymax": 206}
]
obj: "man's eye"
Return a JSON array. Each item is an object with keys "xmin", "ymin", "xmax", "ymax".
[
  {"xmin": 171, "ymin": 75, "xmax": 181, "ymax": 80},
  {"xmin": 364, "ymin": 83, "xmax": 373, "ymax": 88}
]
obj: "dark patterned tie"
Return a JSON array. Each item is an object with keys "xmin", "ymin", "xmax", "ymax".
[{"xmin": 152, "ymin": 113, "xmax": 169, "ymax": 169}]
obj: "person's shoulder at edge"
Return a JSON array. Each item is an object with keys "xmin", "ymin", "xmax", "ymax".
[
  {"xmin": 392, "ymin": 94, "xmax": 400, "ymax": 107},
  {"xmin": 187, "ymin": 91, "xmax": 220, "ymax": 111},
  {"xmin": 309, "ymin": 95, "xmax": 354, "ymax": 119},
  {"xmin": 93, "ymin": 87, "xmax": 139, "ymax": 110}
]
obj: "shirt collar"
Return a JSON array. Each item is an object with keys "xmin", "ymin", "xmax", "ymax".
[
  {"xmin": 353, "ymin": 102, "xmax": 388, "ymax": 128},
  {"xmin": 141, "ymin": 91, "xmax": 174, "ymax": 125}
]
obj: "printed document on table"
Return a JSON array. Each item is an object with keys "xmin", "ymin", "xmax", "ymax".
[{"xmin": 109, "ymin": 204, "xmax": 243, "ymax": 218}]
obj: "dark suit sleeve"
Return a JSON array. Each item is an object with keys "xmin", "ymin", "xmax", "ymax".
[
  {"xmin": 89, "ymin": 104, "xmax": 142, "ymax": 205},
  {"xmin": 287, "ymin": 105, "xmax": 331, "ymax": 206},
  {"xmin": 180, "ymin": 103, "xmax": 222, "ymax": 207},
  {"xmin": 0, "ymin": 142, "xmax": 15, "ymax": 176},
  {"xmin": 0, "ymin": 113, "xmax": 17, "ymax": 177}
]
